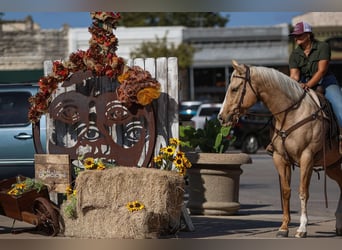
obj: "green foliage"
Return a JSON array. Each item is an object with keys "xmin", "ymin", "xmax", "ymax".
[
  {"xmin": 179, "ymin": 118, "xmax": 236, "ymax": 153},
  {"xmin": 119, "ymin": 13, "xmax": 229, "ymax": 27},
  {"xmin": 22, "ymin": 178, "xmax": 45, "ymax": 193},
  {"xmin": 64, "ymin": 193, "xmax": 77, "ymax": 219},
  {"xmin": 130, "ymin": 35, "xmax": 195, "ymax": 69}
]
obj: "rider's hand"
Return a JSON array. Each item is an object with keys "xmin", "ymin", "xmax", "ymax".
[{"xmin": 299, "ymin": 82, "xmax": 309, "ymax": 90}]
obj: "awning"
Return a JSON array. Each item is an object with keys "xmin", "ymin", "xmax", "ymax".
[{"xmin": 0, "ymin": 69, "xmax": 43, "ymax": 84}]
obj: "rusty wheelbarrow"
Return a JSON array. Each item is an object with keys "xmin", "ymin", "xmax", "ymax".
[{"xmin": 0, "ymin": 176, "xmax": 63, "ymax": 236}]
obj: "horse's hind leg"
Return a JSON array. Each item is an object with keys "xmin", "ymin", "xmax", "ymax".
[{"xmin": 325, "ymin": 162, "xmax": 342, "ymax": 236}]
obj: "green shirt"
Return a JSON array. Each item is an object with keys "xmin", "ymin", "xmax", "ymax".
[{"xmin": 289, "ymin": 40, "xmax": 331, "ymax": 81}]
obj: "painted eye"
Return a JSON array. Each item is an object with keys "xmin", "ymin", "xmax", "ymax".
[
  {"xmin": 105, "ymin": 101, "xmax": 129, "ymax": 123},
  {"xmin": 125, "ymin": 122, "xmax": 143, "ymax": 143},
  {"xmin": 54, "ymin": 104, "xmax": 81, "ymax": 124},
  {"xmin": 77, "ymin": 123, "xmax": 101, "ymax": 142}
]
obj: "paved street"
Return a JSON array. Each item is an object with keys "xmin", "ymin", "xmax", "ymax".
[
  {"xmin": 0, "ymin": 152, "xmax": 341, "ymax": 239},
  {"xmin": 175, "ymin": 152, "xmax": 340, "ymax": 239}
]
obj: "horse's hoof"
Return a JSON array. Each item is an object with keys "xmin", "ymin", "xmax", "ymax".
[
  {"xmin": 336, "ymin": 228, "xmax": 342, "ymax": 236},
  {"xmin": 276, "ymin": 230, "xmax": 289, "ymax": 238},
  {"xmin": 295, "ymin": 231, "xmax": 307, "ymax": 238}
]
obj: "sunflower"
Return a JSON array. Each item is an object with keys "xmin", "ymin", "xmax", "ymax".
[
  {"xmin": 154, "ymin": 138, "xmax": 192, "ymax": 175},
  {"xmin": 96, "ymin": 161, "xmax": 106, "ymax": 170},
  {"xmin": 173, "ymin": 156, "xmax": 184, "ymax": 169},
  {"xmin": 164, "ymin": 146, "xmax": 175, "ymax": 157},
  {"xmin": 169, "ymin": 137, "xmax": 181, "ymax": 146},
  {"xmin": 84, "ymin": 157, "xmax": 95, "ymax": 169},
  {"xmin": 126, "ymin": 201, "xmax": 145, "ymax": 212},
  {"xmin": 153, "ymin": 155, "xmax": 163, "ymax": 165}
]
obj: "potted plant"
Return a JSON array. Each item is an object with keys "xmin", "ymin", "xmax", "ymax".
[{"xmin": 180, "ymin": 118, "xmax": 252, "ymax": 215}]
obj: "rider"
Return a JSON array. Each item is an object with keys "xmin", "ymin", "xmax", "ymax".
[{"xmin": 266, "ymin": 21, "xmax": 342, "ymax": 155}]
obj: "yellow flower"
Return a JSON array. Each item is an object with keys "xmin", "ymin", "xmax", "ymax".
[
  {"xmin": 169, "ymin": 138, "xmax": 180, "ymax": 146},
  {"xmin": 7, "ymin": 188, "xmax": 19, "ymax": 195},
  {"xmin": 137, "ymin": 87, "xmax": 160, "ymax": 106},
  {"xmin": 15, "ymin": 183, "xmax": 26, "ymax": 190},
  {"xmin": 84, "ymin": 157, "xmax": 95, "ymax": 169},
  {"xmin": 178, "ymin": 167, "xmax": 186, "ymax": 176},
  {"xmin": 183, "ymin": 158, "xmax": 192, "ymax": 169},
  {"xmin": 176, "ymin": 151, "xmax": 185, "ymax": 158},
  {"xmin": 96, "ymin": 161, "xmax": 106, "ymax": 170},
  {"xmin": 153, "ymin": 155, "xmax": 163, "ymax": 164},
  {"xmin": 173, "ymin": 156, "xmax": 184, "ymax": 169},
  {"xmin": 164, "ymin": 146, "xmax": 175, "ymax": 157},
  {"xmin": 126, "ymin": 200, "xmax": 145, "ymax": 212},
  {"xmin": 65, "ymin": 185, "xmax": 73, "ymax": 195},
  {"xmin": 155, "ymin": 139, "xmax": 192, "ymax": 176},
  {"xmin": 126, "ymin": 201, "xmax": 135, "ymax": 212},
  {"xmin": 134, "ymin": 201, "xmax": 145, "ymax": 210}
]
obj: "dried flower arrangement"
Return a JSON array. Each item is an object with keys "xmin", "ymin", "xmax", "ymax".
[{"xmin": 28, "ymin": 12, "xmax": 161, "ymax": 124}]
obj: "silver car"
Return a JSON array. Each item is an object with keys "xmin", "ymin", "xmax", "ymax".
[
  {"xmin": 190, "ymin": 103, "xmax": 222, "ymax": 129},
  {"xmin": 0, "ymin": 83, "xmax": 46, "ymax": 179}
]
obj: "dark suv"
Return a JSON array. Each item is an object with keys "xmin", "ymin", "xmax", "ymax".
[
  {"xmin": 231, "ymin": 102, "xmax": 272, "ymax": 154},
  {"xmin": 0, "ymin": 83, "xmax": 46, "ymax": 179}
]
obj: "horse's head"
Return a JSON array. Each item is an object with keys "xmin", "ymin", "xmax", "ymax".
[{"xmin": 218, "ymin": 60, "xmax": 259, "ymax": 127}]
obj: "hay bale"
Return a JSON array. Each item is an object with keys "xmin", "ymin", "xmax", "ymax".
[{"xmin": 61, "ymin": 167, "xmax": 185, "ymax": 239}]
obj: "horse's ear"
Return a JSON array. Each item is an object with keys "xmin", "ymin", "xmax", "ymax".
[{"xmin": 231, "ymin": 60, "xmax": 244, "ymax": 74}]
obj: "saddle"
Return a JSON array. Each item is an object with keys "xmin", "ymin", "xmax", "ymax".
[{"xmin": 315, "ymin": 91, "xmax": 339, "ymax": 149}]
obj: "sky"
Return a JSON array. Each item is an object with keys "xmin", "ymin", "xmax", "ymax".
[{"xmin": 1, "ymin": 12, "xmax": 304, "ymax": 29}]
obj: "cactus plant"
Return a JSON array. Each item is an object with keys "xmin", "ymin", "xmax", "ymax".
[{"xmin": 179, "ymin": 118, "xmax": 236, "ymax": 153}]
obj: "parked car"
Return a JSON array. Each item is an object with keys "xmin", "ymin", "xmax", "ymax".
[
  {"xmin": 179, "ymin": 101, "xmax": 202, "ymax": 122},
  {"xmin": 190, "ymin": 103, "xmax": 222, "ymax": 129},
  {"xmin": 231, "ymin": 102, "xmax": 272, "ymax": 154},
  {"xmin": 0, "ymin": 83, "xmax": 46, "ymax": 179}
]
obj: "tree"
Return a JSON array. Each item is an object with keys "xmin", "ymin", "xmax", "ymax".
[
  {"xmin": 130, "ymin": 35, "xmax": 195, "ymax": 100},
  {"xmin": 119, "ymin": 13, "xmax": 229, "ymax": 27},
  {"xmin": 130, "ymin": 35, "xmax": 195, "ymax": 69}
]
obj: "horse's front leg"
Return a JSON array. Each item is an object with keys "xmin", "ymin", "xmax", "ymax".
[
  {"xmin": 295, "ymin": 156, "xmax": 314, "ymax": 238},
  {"xmin": 273, "ymin": 154, "xmax": 292, "ymax": 237}
]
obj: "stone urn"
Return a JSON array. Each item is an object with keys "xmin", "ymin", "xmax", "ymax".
[{"xmin": 185, "ymin": 152, "xmax": 252, "ymax": 215}]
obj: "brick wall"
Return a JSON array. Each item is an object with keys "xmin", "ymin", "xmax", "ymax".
[{"xmin": 0, "ymin": 27, "xmax": 69, "ymax": 70}]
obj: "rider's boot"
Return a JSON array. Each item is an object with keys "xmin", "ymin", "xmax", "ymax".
[{"xmin": 340, "ymin": 128, "xmax": 342, "ymax": 155}]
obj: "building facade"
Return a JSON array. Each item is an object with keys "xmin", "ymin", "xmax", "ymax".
[
  {"xmin": 0, "ymin": 16, "xmax": 69, "ymax": 83},
  {"xmin": 183, "ymin": 24, "xmax": 290, "ymax": 101},
  {"xmin": 1, "ymin": 12, "xmax": 341, "ymax": 102}
]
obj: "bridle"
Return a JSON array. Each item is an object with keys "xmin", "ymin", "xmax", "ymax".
[{"xmin": 231, "ymin": 65, "xmax": 260, "ymax": 122}]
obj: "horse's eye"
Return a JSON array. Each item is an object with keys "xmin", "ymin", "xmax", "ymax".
[{"xmin": 231, "ymin": 87, "xmax": 239, "ymax": 92}]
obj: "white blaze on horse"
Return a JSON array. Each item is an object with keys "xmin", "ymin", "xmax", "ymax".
[{"xmin": 218, "ymin": 60, "xmax": 342, "ymax": 238}]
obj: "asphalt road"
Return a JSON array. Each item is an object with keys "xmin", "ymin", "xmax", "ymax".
[{"xmin": 0, "ymin": 151, "xmax": 340, "ymax": 239}]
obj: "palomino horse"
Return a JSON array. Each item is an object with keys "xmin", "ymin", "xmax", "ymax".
[{"xmin": 218, "ymin": 60, "xmax": 342, "ymax": 238}]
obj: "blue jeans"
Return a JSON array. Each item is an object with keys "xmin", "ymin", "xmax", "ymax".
[{"xmin": 325, "ymin": 84, "xmax": 342, "ymax": 127}]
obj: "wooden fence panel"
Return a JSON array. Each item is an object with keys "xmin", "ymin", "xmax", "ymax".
[
  {"xmin": 127, "ymin": 57, "xmax": 179, "ymax": 155},
  {"xmin": 41, "ymin": 57, "xmax": 179, "ymax": 167}
]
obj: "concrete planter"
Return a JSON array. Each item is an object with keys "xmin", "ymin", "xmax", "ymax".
[{"xmin": 185, "ymin": 152, "xmax": 252, "ymax": 215}]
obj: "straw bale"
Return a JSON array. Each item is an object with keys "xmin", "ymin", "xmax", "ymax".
[{"xmin": 61, "ymin": 167, "xmax": 185, "ymax": 239}]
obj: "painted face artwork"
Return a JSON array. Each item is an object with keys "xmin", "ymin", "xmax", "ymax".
[{"xmin": 45, "ymin": 73, "xmax": 156, "ymax": 167}]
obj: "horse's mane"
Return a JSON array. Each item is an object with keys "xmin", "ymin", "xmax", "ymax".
[{"xmin": 251, "ymin": 66, "xmax": 305, "ymax": 101}]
